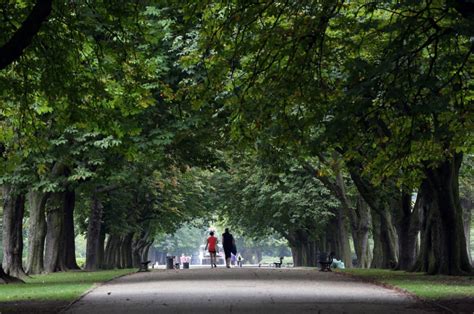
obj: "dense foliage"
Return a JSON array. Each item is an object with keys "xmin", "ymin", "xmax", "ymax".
[{"xmin": 0, "ymin": 0, "xmax": 472, "ymax": 279}]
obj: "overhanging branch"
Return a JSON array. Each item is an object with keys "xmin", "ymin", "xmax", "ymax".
[{"xmin": 0, "ymin": 0, "xmax": 53, "ymax": 70}]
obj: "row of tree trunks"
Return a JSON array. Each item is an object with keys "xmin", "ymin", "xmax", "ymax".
[
  {"xmin": 414, "ymin": 154, "xmax": 472, "ymax": 275},
  {"xmin": 85, "ymin": 190, "xmax": 104, "ymax": 271},
  {"xmin": 2, "ymin": 186, "xmax": 27, "ymax": 279},
  {"xmin": 103, "ymin": 233, "xmax": 134, "ymax": 269},
  {"xmin": 132, "ymin": 232, "xmax": 153, "ymax": 268},
  {"xmin": 347, "ymin": 163, "xmax": 400, "ymax": 268},
  {"xmin": 287, "ymin": 230, "xmax": 319, "ymax": 267},
  {"xmin": 26, "ymin": 190, "xmax": 49, "ymax": 274},
  {"xmin": 303, "ymin": 163, "xmax": 354, "ymax": 268}
]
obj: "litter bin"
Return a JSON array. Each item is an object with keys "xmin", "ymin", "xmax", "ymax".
[
  {"xmin": 166, "ymin": 256, "xmax": 175, "ymax": 269},
  {"xmin": 183, "ymin": 262, "xmax": 189, "ymax": 269}
]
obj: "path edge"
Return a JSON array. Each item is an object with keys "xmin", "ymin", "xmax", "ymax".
[
  {"xmin": 335, "ymin": 270, "xmax": 455, "ymax": 313},
  {"xmin": 59, "ymin": 270, "xmax": 137, "ymax": 313}
]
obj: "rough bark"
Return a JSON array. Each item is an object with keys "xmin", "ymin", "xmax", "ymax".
[
  {"xmin": 352, "ymin": 197, "xmax": 372, "ymax": 268},
  {"xmin": 85, "ymin": 191, "xmax": 104, "ymax": 271},
  {"xmin": 120, "ymin": 233, "xmax": 134, "ymax": 268},
  {"xmin": 104, "ymin": 234, "xmax": 115, "ymax": 268},
  {"xmin": 132, "ymin": 231, "xmax": 152, "ymax": 267},
  {"xmin": 63, "ymin": 189, "xmax": 79, "ymax": 270},
  {"xmin": 98, "ymin": 226, "xmax": 106, "ymax": 268},
  {"xmin": 2, "ymin": 186, "xmax": 27, "ymax": 278},
  {"xmin": 26, "ymin": 190, "xmax": 49, "ymax": 274},
  {"xmin": 0, "ymin": 265, "xmax": 22, "ymax": 284},
  {"xmin": 286, "ymin": 230, "xmax": 319, "ymax": 267},
  {"xmin": 395, "ymin": 188, "xmax": 420, "ymax": 270},
  {"xmin": 303, "ymin": 162, "xmax": 355, "ymax": 268},
  {"xmin": 335, "ymin": 206, "xmax": 352, "ymax": 268},
  {"xmin": 44, "ymin": 193, "xmax": 67, "ymax": 273},
  {"xmin": 348, "ymin": 166, "xmax": 399, "ymax": 268},
  {"xmin": 461, "ymin": 197, "xmax": 472, "ymax": 265},
  {"xmin": 414, "ymin": 154, "xmax": 472, "ymax": 275},
  {"xmin": 0, "ymin": 0, "xmax": 53, "ymax": 69},
  {"xmin": 370, "ymin": 209, "xmax": 399, "ymax": 269}
]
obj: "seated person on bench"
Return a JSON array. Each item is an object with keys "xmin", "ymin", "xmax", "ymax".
[{"xmin": 318, "ymin": 252, "xmax": 335, "ymax": 272}]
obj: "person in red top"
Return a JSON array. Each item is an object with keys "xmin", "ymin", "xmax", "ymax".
[{"xmin": 205, "ymin": 231, "xmax": 218, "ymax": 268}]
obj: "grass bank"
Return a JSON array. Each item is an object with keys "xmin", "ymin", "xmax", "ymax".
[
  {"xmin": 341, "ymin": 268, "xmax": 474, "ymax": 312},
  {"xmin": 0, "ymin": 269, "xmax": 134, "ymax": 312}
]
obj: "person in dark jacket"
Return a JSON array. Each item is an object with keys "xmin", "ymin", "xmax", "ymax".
[{"xmin": 222, "ymin": 228, "xmax": 236, "ymax": 268}]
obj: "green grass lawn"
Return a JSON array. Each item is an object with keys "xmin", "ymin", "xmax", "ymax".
[
  {"xmin": 341, "ymin": 268, "xmax": 474, "ymax": 300},
  {"xmin": 0, "ymin": 269, "xmax": 134, "ymax": 303}
]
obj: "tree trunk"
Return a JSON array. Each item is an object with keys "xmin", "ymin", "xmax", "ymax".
[
  {"xmin": 461, "ymin": 197, "xmax": 472, "ymax": 265},
  {"xmin": 26, "ymin": 190, "xmax": 49, "ymax": 274},
  {"xmin": 304, "ymin": 162, "xmax": 354, "ymax": 267},
  {"xmin": 395, "ymin": 188, "xmax": 420, "ymax": 270},
  {"xmin": 2, "ymin": 186, "xmax": 26, "ymax": 278},
  {"xmin": 85, "ymin": 191, "xmax": 104, "ymax": 271},
  {"xmin": 104, "ymin": 234, "xmax": 117, "ymax": 269},
  {"xmin": 0, "ymin": 265, "xmax": 22, "ymax": 284},
  {"xmin": 414, "ymin": 154, "xmax": 472, "ymax": 275},
  {"xmin": 287, "ymin": 230, "xmax": 320, "ymax": 266},
  {"xmin": 98, "ymin": 226, "xmax": 106, "ymax": 268},
  {"xmin": 348, "ymin": 167, "xmax": 399, "ymax": 268},
  {"xmin": 120, "ymin": 233, "xmax": 134, "ymax": 268},
  {"xmin": 44, "ymin": 193, "xmax": 67, "ymax": 273},
  {"xmin": 352, "ymin": 197, "xmax": 372, "ymax": 268},
  {"xmin": 370, "ymin": 209, "xmax": 399, "ymax": 268},
  {"xmin": 63, "ymin": 189, "xmax": 80, "ymax": 270},
  {"xmin": 335, "ymin": 206, "xmax": 352, "ymax": 268}
]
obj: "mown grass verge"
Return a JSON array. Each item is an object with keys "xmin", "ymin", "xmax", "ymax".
[
  {"xmin": 341, "ymin": 268, "xmax": 474, "ymax": 300},
  {"xmin": 0, "ymin": 269, "xmax": 134, "ymax": 303}
]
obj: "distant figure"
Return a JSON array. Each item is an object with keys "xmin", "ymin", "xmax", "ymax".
[
  {"xmin": 205, "ymin": 231, "xmax": 218, "ymax": 268},
  {"xmin": 222, "ymin": 228, "xmax": 236, "ymax": 268},
  {"xmin": 237, "ymin": 254, "xmax": 243, "ymax": 267},
  {"xmin": 180, "ymin": 254, "xmax": 187, "ymax": 264}
]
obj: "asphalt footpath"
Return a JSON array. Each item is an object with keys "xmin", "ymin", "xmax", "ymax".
[{"xmin": 63, "ymin": 267, "xmax": 441, "ymax": 314}]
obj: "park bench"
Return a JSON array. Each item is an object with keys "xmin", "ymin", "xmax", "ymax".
[
  {"xmin": 273, "ymin": 257, "xmax": 284, "ymax": 268},
  {"xmin": 318, "ymin": 252, "xmax": 335, "ymax": 272},
  {"xmin": 138, "ymin": 260, "xmax": 151, "ymax": 272}
]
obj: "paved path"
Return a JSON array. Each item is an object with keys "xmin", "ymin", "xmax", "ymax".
[{"xmin": 64, "ymin": 268, "xmax": 439, "ymax": 314}]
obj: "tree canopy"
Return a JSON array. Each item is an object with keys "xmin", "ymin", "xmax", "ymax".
[{"xmin": 0, "ymin": 0, "xmax": 472, "ymax": 278}]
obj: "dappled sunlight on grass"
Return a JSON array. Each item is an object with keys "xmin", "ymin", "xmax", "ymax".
[
  {"xmin": 341, "ymin": 268, "xmax": 474, "ymax": 299},
  {"xmin": 0, "ymin": 269, "xmax": 134, "ymax": 302}
]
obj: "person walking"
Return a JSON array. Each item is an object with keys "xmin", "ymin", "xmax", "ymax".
[
  {"xmin": 222, "ymin": 228, "xmax": 236, "ymax": 268},
  {"xmin": 205, "ymin": 231, "xmax": 218, "ymax": 268}
]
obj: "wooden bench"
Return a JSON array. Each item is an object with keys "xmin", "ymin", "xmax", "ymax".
[
  {"xmin": 138, "ymin": 260, "xmax": 151, "ymax": 272},
  {"xmin": 318, "ymin": 252, "xmax": 334, "ymax": 272},
  {"xmin": 273, "ymin": 257, "xmax": 284, "ymax": 268}
]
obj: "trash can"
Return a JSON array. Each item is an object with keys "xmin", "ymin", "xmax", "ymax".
[
  {"xmin": 183, "ymin": 262, "xmax": 189, "ymax": 269},
  {"xmin": 166, "ymin": 256, "xmax": 175, "ymax": 269}
]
